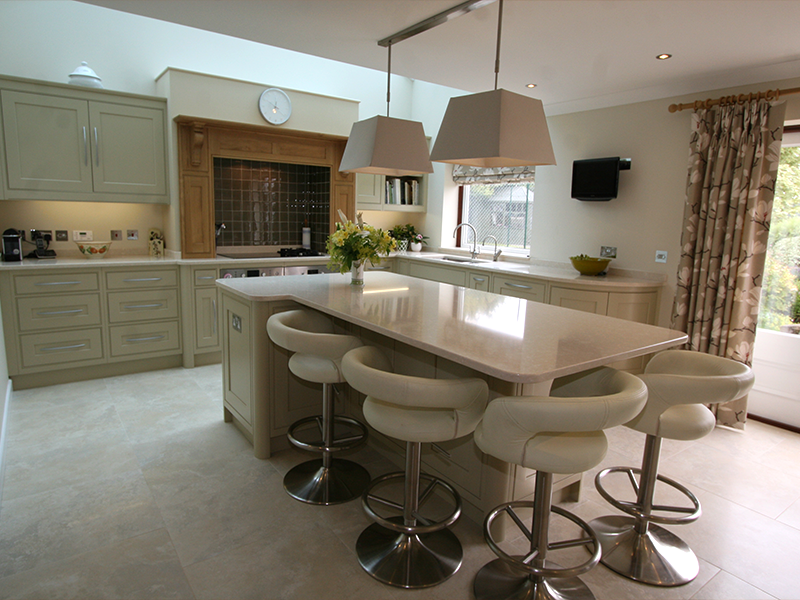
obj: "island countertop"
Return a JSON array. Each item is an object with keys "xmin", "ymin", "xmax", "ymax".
[{"xmin": 217, "ymin": 271, "xmax": 686, "ymax": 384}]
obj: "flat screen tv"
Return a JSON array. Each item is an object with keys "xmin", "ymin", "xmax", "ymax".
[{"xmin": 571, "ymin": 157, "xmax": 629, "ymax": 201}]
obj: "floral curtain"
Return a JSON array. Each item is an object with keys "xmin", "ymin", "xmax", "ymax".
[
  {"xmin": 452, "ymin": 164, "xmax": 536, "ymax": 185},
  {"xmin": 672, "ymin": 99, "xmax": 786, "ymax": 429}
]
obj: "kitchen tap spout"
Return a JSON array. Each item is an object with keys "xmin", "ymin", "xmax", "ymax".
[
  {"xmin": 453, "ymin": 222, "xmax": 479, "ymax": 260},
  {"xmin": 482, "ymin": 235, "xmax": 502, "ymax": 261}
]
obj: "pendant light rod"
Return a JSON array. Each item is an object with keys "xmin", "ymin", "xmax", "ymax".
[
  {"xmin": 386, "ymin": 43, "xmax": 392, "ymax": 117},
  {"xmin": 377, "ymin": 0, "xmax": 496, "ymax": 48},
  {"xmin": 494, "ymin": 0, "xmax": 503, "ymax": 90}
]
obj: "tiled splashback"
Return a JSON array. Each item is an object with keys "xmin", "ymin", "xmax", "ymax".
[{"xmin": 214, "ymin": 158, "xmax": 330, "ymax": 249}]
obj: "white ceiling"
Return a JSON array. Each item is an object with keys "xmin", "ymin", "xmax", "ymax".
[{"xmin": 80, "ymin": 0, "xmax": 800, "ymax": 114}]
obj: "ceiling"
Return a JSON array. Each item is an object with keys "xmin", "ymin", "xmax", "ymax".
[{"xmin": 79, "ymin": 0, "xmax": 800, "ymax": 115}]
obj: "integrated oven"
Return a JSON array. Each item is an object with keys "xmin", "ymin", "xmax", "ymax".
[{"xmin": 218, "ymin": 246, "xmax": 333, "ymax": 279}]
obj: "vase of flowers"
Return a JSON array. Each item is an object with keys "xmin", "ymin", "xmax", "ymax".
[
  {"xmin": 327, "ymin": 210, "xmax": 395, "ymax": 286},
  {"xmin": 390, "ymin": 223, "xmax": 428, "ymax": 254}
]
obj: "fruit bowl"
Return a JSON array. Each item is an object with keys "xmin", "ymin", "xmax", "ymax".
[
  {"xmin": 570, "ymin": 255, "xmax": 611, "ymax": 276},
  {"xmin": 75, "ymin": 241, "xmax": 112, "ymax": 258}
]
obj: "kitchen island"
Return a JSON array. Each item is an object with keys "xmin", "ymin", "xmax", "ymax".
[{"xmin": 216, "ymin": 271, "xmax": 686, "ymax": 523}]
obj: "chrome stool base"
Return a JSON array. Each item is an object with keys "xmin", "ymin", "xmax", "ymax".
[
  {"xmin": 283, "ymin": 458, "xmax": 371, "ymax": 505},
  {"xmin": 474, "ymin": 558, "xmax": 596, "ymax": 600},
  {"xmin": 356, "ymin": 517, "xmax": 463, "ymax": 589},
  {"xmin": 588, "ymin": 515, "xmax": 699, "ymax": 586}
]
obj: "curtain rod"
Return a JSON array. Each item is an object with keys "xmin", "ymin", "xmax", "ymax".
[{"xmin": 668, "ymin": 86, "xmax": 800, "ymax": 113}]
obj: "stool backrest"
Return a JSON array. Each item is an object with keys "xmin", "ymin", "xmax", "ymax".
[{"xmin": 267, "ymin": 309, "xmax": 362, "ymax": 359}]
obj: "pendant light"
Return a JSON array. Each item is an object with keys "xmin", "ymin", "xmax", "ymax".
[
  {"xmin": 430, "ymin": 0, "xmax": 556, "ymax": 167},
  {"xmin": 339, "ymin": 43, "xmax": 433, "ymax": 177}
]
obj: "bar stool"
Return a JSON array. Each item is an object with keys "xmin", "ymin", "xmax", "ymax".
[
  {"xmin": 473, "ymin": 367, "xmax": 648, "ymax": 600},
  {"xmin": 266, "ymin": 308, "xmax": 370, "ymax": 505},
  {"xmin": 590, "ymin": 349, "xmax": 754, "ymax": 586},
  {"xmin": 341, "ymin": 345, "xmax": 489, "ymax": 589}
]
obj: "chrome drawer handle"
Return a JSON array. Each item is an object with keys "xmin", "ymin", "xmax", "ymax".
[
  {"xmin": 505, "ymin": 282, "xmax": 532, "ymax": 290},
  {"xmin": 197, "ymin": 275, "xmax": 215, "ymax": 280},
  {"xmin": 122, "ymin": 277, "xmax": 163, "ymax": 282},
  {"xmin": 93, "ymin": 127, "xmax": 99, "ymax": 167},
  {"xmin": 42, "ymin": 343, "xmax": 86, "ymax": 352},
  {"xmin": 122, "ymin": 303, "xmax": 164, "ymax": 310},
  {"xmin": 124, "ymin": 335, "xmax": 166, "ymax": 343},
  {"xmin": 36, "ymin": 309, "xmax": 84, "ymax": 316},
  {"xmin": 35, "ymin": 281, "xmax": 82, "ymax": 286},
  {"xmin": 472, "ymin": 276, "xmax": 486, "ymax": 282},
  {"xmin": 212, "ymin": 299, "xmax": 217, "ymax": 335},
  {"xmin": 431, "ymin": 443, "xmax": 451, "ymax": 458},
  {"xmin": 370, "ymin": 266, "xmax": 390, "ymax": 271},
  {"xmin": 83, "ymin": 126, "xmax": 88, "ymax": 165}
]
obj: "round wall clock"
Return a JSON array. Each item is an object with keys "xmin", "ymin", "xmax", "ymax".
[{"xmin": 258, "ymin": 88, "xmax": 292, "ymax": 125}]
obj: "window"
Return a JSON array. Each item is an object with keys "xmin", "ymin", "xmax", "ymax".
[
  {"xmin": 759, "ymin": 137, "xmax": 800, "ymax": 332},
  {"xmin": 459, "ymin": 181, "xmax": 534, "ymax": 254}
]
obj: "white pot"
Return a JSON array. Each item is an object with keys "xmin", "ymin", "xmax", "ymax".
[{"xmin": 410, "ymin": 242, "xmax": 422, "ymax": 252}]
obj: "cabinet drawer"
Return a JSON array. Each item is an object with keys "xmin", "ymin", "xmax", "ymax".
[
  {"xmin": 14, "ymin": 272, "xmax": 99, "ymax": 295},
  {"xmin": 194, "ymin": 268, "xmax": 218, "ymax": 287},
  {"xmin": 105, "ymin": 269, "xmax": 177, "ymax": 289},
  {"xmin": 492, "ymin": 276, "xmax": 547, "ymax": 303},
  {"xmin": 408, "ymin": 263, "xmax": 467, "ymax": 286},
  {"xmin": 107, "ymin": 289, "xmax": 179, "ymax": 323},
  {"xmin": 17, "ymin": 294, "xmax": 101, "ymax": 331},
  {"xmin": 549, "ymin": 287, "xmax": 609, "ymax": 315},
  {"xmin": 109, "ymin": 321, "xmax": 180, "ymax": 357},
  {"xmin": 20, "ymin": 328, "xmax": 103, "ymax": 368}
]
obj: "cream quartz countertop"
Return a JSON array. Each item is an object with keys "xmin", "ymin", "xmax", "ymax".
[
  {"xmin": 0, "ymin": 251, "xmax": 664, "ymax": 291},
  {"xmin": 217, "ymin": 271, "xmax": 685, "ymax": 384}
]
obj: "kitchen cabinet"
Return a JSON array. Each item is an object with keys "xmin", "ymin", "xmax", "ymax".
[
  {"xmin": 355, "ymin": 173, "xmax": 426, "ymax": 212},
  {"xmin": 0, "ymin": 76, "xmax": 168, "ymax": 203},
  {"xmin": 407, "ymin": 261, "xmax": 467, "ymax": 286},
  {"xmin": 467, "ymin": 270, "xmax": 490, "ymax": 291},
  {"xmin": 549, "ymin": 286, "xmax": 609, "ymax": 314},
  {"xmin": 0, "ymin": 264, "xmax": 182, "ymax": 388}
]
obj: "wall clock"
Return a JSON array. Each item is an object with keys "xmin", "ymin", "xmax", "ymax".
[{"xmin": 258, "ymin": 88, "xmax": 292, "ymax": 125}]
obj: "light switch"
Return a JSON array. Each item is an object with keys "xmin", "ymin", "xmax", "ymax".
[{"xmin": 127, "ymin": 229, "xmax": 139, "ymax": 240}]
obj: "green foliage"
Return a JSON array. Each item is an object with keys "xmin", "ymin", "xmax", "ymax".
[
  {"xmin": 760, "ymin": 147, "xmax": 800, "ymax": 331},
  {"xmin": 389, "ymin": 223, "xmax": 427, "ymax": 245}
]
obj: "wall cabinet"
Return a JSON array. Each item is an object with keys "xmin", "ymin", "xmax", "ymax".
[
  {"xmin": 355, "ymin": 173, "xmax": 426, "ymax": 212},
  {"xmin": 0, "ymin": 76, "xmax": 168, "ymax": 203}
]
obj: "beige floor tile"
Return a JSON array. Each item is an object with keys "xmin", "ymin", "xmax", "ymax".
[
  {"xmin": 691, "ymin": 570, "xmax": 777, "ymax": 600},
  {"xmin": 0, "ymin": 470, "xmax": 164, "ymax": 578},
  {"xmin": 0, "ymin": 529, "xmax": 194, "ymax": 600}
]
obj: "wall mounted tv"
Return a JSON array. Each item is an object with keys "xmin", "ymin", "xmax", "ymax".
[{"xmin": 571, "ymin": 156, "xmax": 631, "ymax": 201}]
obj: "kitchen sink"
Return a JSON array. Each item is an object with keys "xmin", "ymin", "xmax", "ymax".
[{"xmin": 439, "ymin": 256, "xmax": 487, "ymax": 264}]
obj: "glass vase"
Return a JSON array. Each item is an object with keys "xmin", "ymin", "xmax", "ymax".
[{"xmin": 351, "ymin": 261, "xmax": 365, "ymax": 286}]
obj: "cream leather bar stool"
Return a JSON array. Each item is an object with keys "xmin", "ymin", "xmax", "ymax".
[
  {"xmin": 473, "ymin": 367, "xmax": 648, "ymax": 600},
  {"xmin": 266, "ymin": 308, "xmax": 370, "ymax": 505},
  {"xmin": 590, "ymin": 349, "xmax": 754, "ymax": 586},
  {"xmin": 341, "ymin": 346, "xmax": 489, "ymax": 589}
]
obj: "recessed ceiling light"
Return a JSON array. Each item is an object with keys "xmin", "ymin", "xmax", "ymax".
[
  {"xmin": 526, "ymin": 83, "xmax": 536, "ymax": 88},
  {"xmin": 656, "ymin": 53, "xmax": 672, "ymax": 60}
]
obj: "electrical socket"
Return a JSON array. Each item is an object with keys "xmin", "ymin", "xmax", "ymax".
[
  {"xmin": 600, "ymin": 246, "xmax": 617, "ymax": 258},
  {"xmin": 73, "ymin": 230, "xmax": 93, "ymax": 241},
  {"xmin": 655, "ymin": 250, "xmax": 668, "ymax": 263},
  {"xmin": 127, "ymin": 229, "xmax": 138, "ymax": 241},
  {"xmin": 111, "ymin": 230, "xmax": 122, "ymax": 241},
  {"xmin": 55, "ymin": 230, "xmax": 68, "ymax": 241}
]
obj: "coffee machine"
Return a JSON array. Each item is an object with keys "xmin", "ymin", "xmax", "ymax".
[{"xmin": 2, "ymin": 228, "xmax": 23, "ymax": 262}]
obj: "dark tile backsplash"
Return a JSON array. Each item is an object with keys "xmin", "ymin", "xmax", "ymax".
[{"xmin": 214, "ymin": 158, "xmax": 330, "ymax": 249}]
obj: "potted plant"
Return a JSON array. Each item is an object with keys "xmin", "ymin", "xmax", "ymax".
[
  {"xmin": 390, "ymin": 223, "xmax": 428, "ymax": 253},
  {"xmin": 327, "ymin": 210, "xmax": 395, "ymax": 285}
]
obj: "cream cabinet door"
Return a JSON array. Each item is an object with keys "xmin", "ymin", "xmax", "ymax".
[
  {"xmin": 467, "ymin": 271, "xmax": 491, "ymax": 291},
  {"xmin": 549, "ymin": 286, "xmax": 609, "ymax": 315},
  {"xmin": 354, "ymin": 173, "xmax": 382, "ymax": 209},
  {"xmin": 408, "ymin": 262, "xmax": 468, "ymax": 286},
  {"xmin": 1, "ymin": 90, "xmax": 93, "ymax": 193},
  {"xmin": 194, "ymin": 287, "xmax": 219, "ymax": 349},
  {"xmin": 88, "ymin": 101, "xmax": 167, "ymax": 196}
]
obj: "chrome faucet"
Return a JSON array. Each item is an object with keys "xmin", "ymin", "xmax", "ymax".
[
  {"xmin": 482, "ymin": 235, "xmax": 502, "ymax": 261},
  {"xmin": 215, "ymin": 222, "xmax": 226, "ymax": 238},
  {"xmin": 453, "ymin": 222, "xmax": 479, "ymax": 260}
]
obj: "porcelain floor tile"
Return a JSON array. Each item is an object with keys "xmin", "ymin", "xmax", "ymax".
[{"xmin": 691, "ymin": 571, "xmax": 777, "ymax": 600}]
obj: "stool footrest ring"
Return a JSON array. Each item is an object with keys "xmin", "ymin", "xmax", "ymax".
[
  {"xmin": 595, "ymin": 466, "xmax": 701, "ymax": 525},
  {"xmin": 363, "ymin": 471, "xmax": 461, "ymax": 535},
  {"xmin": 484, "ymin": 501, "xmax": 601, "ymax": 580},
  {"xmin": 287, "ymin": 414, "xmax": 368, "ymax": 454}
]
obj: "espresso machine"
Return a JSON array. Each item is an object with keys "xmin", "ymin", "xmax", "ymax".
[{"xmin": 2, "ymin": 228, "xmax": 23, "ymax": 262}]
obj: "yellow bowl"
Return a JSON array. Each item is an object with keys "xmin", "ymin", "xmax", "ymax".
[
  {"xmin": 75, "ymin": 241, "xmax": 112, "ymax": 258},
  {"xmin": 570, "ymin": 256, "xmax": 611, "ymax": 276}
]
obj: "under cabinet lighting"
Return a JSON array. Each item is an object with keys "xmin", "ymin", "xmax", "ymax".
[{"xmin": 656, "ymin": 53, "xmax": 672, "ymax": 60}]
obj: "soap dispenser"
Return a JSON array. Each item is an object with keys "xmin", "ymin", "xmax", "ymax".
[{"xmin": 302, "ymin": 220, "xmax": 311, "ymax": 249}]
